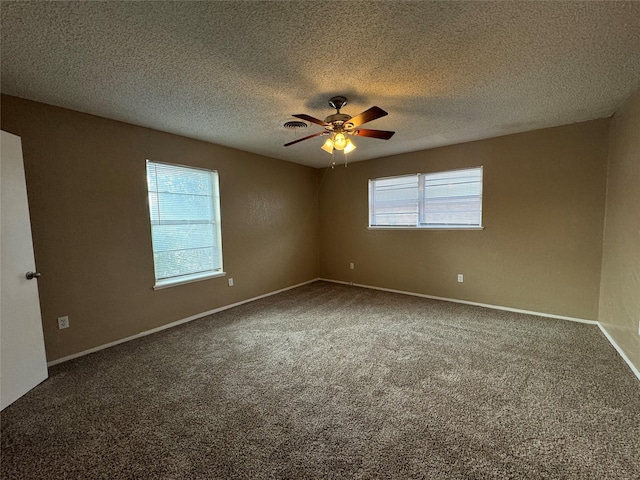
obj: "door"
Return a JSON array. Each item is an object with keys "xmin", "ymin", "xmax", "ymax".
[{"xmin": 1, "ymin": 130, "xmax": 48, "ymax": 410}]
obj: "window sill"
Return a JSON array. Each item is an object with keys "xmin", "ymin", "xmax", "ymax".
[
  {"xmin": 153, "ymin": 271, "xmax": 226, "ymax": 290},
  {"xmin": 367, "ymin": 226, "xmax": 485, "ymax": 231}
]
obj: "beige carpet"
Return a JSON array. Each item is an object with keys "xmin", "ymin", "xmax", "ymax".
[{"xmin": 2, "ymin": 281, "xmax": 639, "ymax": 479}]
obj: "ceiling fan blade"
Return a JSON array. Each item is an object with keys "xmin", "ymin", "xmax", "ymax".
[
  {"xmin": 292, "ymin": 114, "xmax": 328, "ymax": 127},
  {"xmin": 346, "ymin": 106, "xmax": 388, "ymax": 128},
  {"xmin": 283, "ymin": 131, "xmax": 326, "ymax": 147},
  {"xmin": 352, "ymin": 128, "xmax": 395, "ymax": 140}
]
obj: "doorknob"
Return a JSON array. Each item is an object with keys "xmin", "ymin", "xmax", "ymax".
[{"xmin": 25, "ymin": 271, "xmax": 41, "ymax": 280}]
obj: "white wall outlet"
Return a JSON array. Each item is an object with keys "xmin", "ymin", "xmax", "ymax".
[
  {"xmin": 57, "ymin": 316, "xmax": 69, "ymax": 329},
  {"xmin": 457, "ymin": 274, "xmax": 464, "ymax": 283},
  {"xmin": 350, "ymin": 262, "xmax": 355, "ymax": 270},
  {"xmin": 228, "ymin": 278, "xmax": 234, "ymax": 287},
  {"xmin": 638, "ymin": 321, "xmax": 640, "ymax": 336}
]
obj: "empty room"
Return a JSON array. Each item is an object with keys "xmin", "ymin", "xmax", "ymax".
[{"xmin": 1, "ymin": 1, "xmax": 639, "ymax": 479}]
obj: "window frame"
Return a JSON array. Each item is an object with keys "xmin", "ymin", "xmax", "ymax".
[
  {"xmin": 368, "ymin": 166, "xmax": 484, "ymax": 230},
  {"xmin": 146, "ymin": 160, "xmax": 225, "ymax": 290}
]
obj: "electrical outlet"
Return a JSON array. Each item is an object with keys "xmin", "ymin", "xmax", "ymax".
[
  {"xmin": 57, "ymin": 316, "xmax": 69, "ymax": 329},
  {"xmin": 228, "ymin": 278, "xmax": 234, "ymax": 287},
  {"xmin": 350, "ymin": 262, "xmax": 355, "ymax": 270},
  {"xmin": 638, "ymin": 321, "xmax": 640, "ymax": 336},
  {"xmin": 457, "ymin": 274, "xmax": 464, "ymax": 283}
]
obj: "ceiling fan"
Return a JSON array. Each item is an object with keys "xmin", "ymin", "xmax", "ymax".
[{"xmin": 284, "ymin": 96, "xmax": 395, "ymax": 155}]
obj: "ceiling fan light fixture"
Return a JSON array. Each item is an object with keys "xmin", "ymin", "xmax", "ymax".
[
  {"xmin": 333, "ymin": 132, "xmax": 348, "ymax": 150},
  {"xmin": 286, "ymin": 96, "xmax": 393, "ymax": 160},
  {"xmin": 321, "ymin": 137, "xmax": 334, "ymax": 154},
  {"xmin": 343, "ymin": 138, "xmax": 356, "ymax": 154}
]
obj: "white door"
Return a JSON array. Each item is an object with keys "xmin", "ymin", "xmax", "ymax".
[{"xmin": 1, "ymin": 130, "xmax": 48, "ymax": 410}]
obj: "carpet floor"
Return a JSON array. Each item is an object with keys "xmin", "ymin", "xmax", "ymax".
[{"xmin": 1, "ymin": 281, "xmax": 639, "ymax": 479}]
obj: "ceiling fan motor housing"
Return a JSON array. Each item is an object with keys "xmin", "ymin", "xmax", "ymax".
[{"xmin": 324, "ymin": 113, "xmax": 353, "ymax": 130}]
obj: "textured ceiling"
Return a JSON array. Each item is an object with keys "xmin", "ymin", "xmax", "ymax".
[{"xmin": 2, "ymin": 1, "xmax": 640, "ymax": 168}]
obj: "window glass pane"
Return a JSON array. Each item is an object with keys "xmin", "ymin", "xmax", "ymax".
[
  {"xmin": 152, "ymin": 163, "xmax": 212, "ymax": 195},
  {"xmin": 146, "ymin": 160, "xmax": 223, "ymax": 284},
  {"xmin": 370, "ymin": 175, "xmax": 419, "ymax": 226},
  {"xmin": 421, "ymin": 167, "xmax": 483, "ymax": 226},
  {"xmin": 155, "ymin": 192, "xmax": 213, "ymax": 223},
  {"xmin": 369, "ymin": 167, "xmax": 483, "ymax": 229},
  {"xmin": 151, "ymin": 224, "xmax": 216, "ymax": 252},
  {"xmin": 154, "ymin": 247, "xmax": 218, "ymax": 280},
  {"xmin": 423, "ymin": 198, "xmax": 482, "ymax": 225}
]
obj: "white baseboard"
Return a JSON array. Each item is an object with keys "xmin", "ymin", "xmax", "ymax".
[
  {"xmin": 47, "ymin": 278, "xmax": 320, "ymax": 367},
  {"xmin": 319, "ymin": 278, "xmax": 597, "ymax": 324},
  {"xmin": 597, "ymin": 323, "xmax": 640, "ymax": 382},
  {"xmin": 320, "ymin": 278, "xmax": 640, "ymax": 382}
]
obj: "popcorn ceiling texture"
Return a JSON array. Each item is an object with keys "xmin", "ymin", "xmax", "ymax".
[{"xmin": 1, "ymin": 1, "xmax": 640, "ymax": 167}]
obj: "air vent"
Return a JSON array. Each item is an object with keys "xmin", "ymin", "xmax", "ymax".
[{"xmin": 283, "ymin": 120, "xmax": 308, "ymax": 129}]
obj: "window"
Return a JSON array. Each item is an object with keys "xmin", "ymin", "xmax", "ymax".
[
  {"xmin": 369, "ymin": 166, "xmax": 483, "ymax": 229},
  {"xmin": 146, "ymin": 160, "xmax": 223, "ymax": 289}
]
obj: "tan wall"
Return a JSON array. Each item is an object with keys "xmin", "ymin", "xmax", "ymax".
[
  {"xmin": 599, "ymin": 88, "xmax": 640, "ymax": 371},
  {"xmin": 2, "ymin": 93, "xmax": 627, "ymax": 365},
  {"xmin": 1, "ymin": 95, "xmax": 319, "ymax": 362},
  {"xmin": 318, "ymin": 120, "xmax": 610, "ymax": 319}
]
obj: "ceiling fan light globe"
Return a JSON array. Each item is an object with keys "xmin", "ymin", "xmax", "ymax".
[
  {"xmin": 321, "ymin": 137, "xmax": 334, "ymax": 154},
  {"xmin": 333, "ymin": 133, "xmax": 348, "ymax": 150},
  {"xmin": 343, "ymin": 138, "xmax": 356, "ymax": 154}
]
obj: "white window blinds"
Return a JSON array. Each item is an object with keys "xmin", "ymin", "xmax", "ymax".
[
  {"xmin": 369, "ymin": 167, "xmax": 483, "ymax": 228},
  {"xmin": 146, "ymin": 161, "xmax": 223, "ymax": 287},
  {"xmin": 369, "ymin": 174, "xmax": 419, "ymax": 226}
]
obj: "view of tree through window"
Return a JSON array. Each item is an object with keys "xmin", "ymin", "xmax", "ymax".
[{"xmin": 146, "ymin": 161, "xmax": 223, "ymax": 286}]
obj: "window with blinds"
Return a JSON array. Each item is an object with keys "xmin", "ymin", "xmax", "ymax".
[
  {"xmin": 146, "ymin": 161, "xmax": 223, "ymax": 288},
  {"xmin": 369, "ymin": 167, "xmax": 483, "ymax": 229}
]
